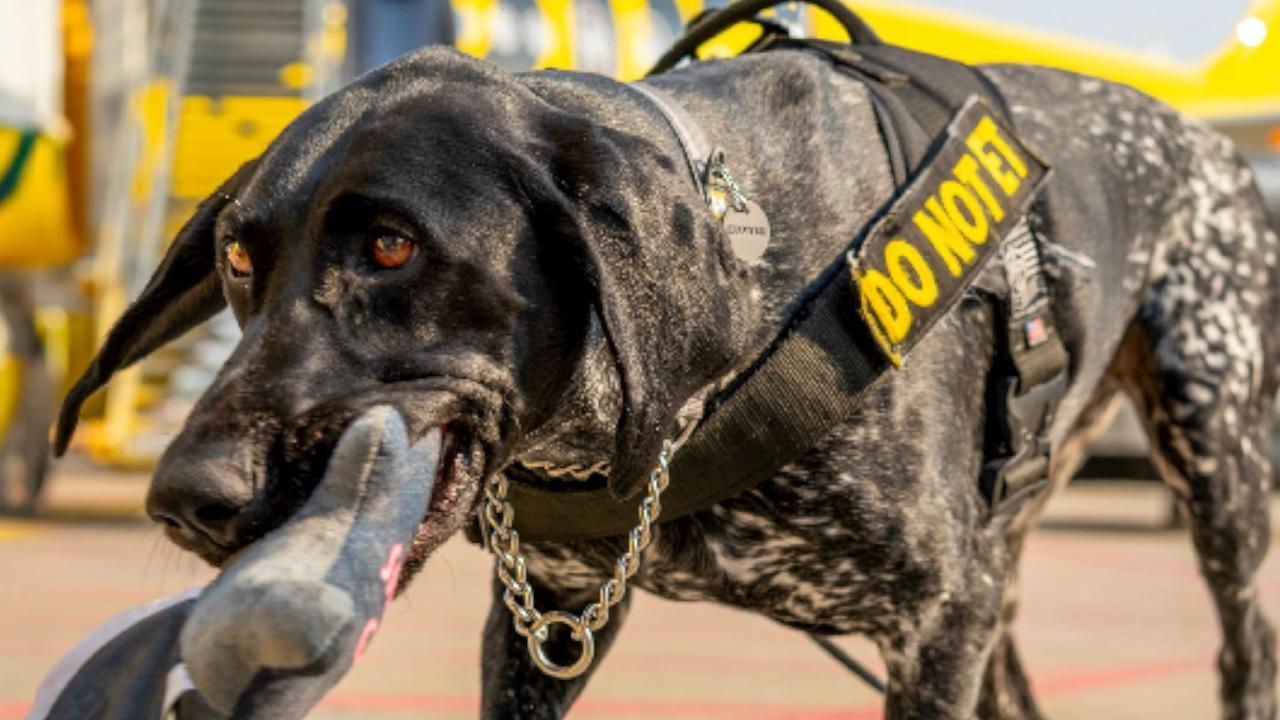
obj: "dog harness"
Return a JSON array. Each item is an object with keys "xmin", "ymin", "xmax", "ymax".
[{"xmin": 503, "ymin": 5, "xmax": 1070, "ymax": 542}]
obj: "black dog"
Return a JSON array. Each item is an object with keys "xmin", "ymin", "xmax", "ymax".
[{"xmin": 57, "ymin": 46, "xmax": 1279, "ymax": 718}]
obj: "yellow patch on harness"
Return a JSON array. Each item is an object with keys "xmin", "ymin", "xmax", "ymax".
[{"xmin": 850, "ymin": 97, "xmax": 1050, "ymax": 364}]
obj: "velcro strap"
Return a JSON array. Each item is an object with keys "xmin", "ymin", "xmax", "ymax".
[{"xmin": 1001, "ymin": 220, "xmax": 1068, "ymax": 389}]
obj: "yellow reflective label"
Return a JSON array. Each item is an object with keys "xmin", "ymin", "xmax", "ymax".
[{"xmin": 850, "ymin": 96, "xmax": 1050, "ymax": 364}]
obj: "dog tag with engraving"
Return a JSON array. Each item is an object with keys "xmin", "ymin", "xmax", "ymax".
[{"xmin": 723, "ymin": 200, "xmax": 770, "ymax": 263}]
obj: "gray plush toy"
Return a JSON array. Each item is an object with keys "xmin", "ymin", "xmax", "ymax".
[{"xmin": 28, "ymin": 407, "xmax": 437, "ymax": 720}]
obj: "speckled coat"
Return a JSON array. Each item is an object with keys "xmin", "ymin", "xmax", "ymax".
[
  {"xmin": 495, "ymin": 54, "xmax": 1280, "ymax": 720},
  {"xmin": 57, "ymin": 46, "xmax": 1279, "ymax": 720}
]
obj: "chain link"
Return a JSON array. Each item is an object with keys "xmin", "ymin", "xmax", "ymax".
[
  {"xmin": 698, "ymin": 148, "xmax": 748, "ymax": 216},
  {"xmin": 481, "ymin": 440, "xmax": 673, "ymax": 679},
  {"xmin": 709, "ymin": 160, "xmax": 749, "ymax": 212}
]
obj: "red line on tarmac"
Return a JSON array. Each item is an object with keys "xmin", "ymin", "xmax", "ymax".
[
  {"xmin": 575, "ymin": 697, "xmax": 882, "ymax": 719},
  {"xmin": 1036, "ymin": 655, "xmax": 1212, "ymax": 696},
  {"xmin": 317, "ymin": 652, "xmax": 1241, "ymax": 717},
  {"xmin": 1029, "ymin": 536, "xmax": 1197, "ymax": 579},
  {"xmin": 320, "ymin": 693, "xmax": 884, "ymax": 718},
  {"xmin": 0, "ymin": 649, "xmax": 1257, "ymax": 719},
  {"xmin": 320, "ymin": 693, "xmax": 475, "ymax": 713}
]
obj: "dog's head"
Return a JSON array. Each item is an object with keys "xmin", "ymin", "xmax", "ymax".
[{"xmin": 57, "ymin": 48, "xmax": 752, "ymax": 572}]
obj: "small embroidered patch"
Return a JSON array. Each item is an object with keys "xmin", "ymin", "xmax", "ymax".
[
  {"xmin": 379, "ymin": 543, "xmax": 404, "ymax": 603},
  {"xmin": 353, "ymin": 618, "xmax": 379, "ymax": 662},
  {"xmin": 1025, "ymin": 316, "xmax": 1048, "ymax": 347}
]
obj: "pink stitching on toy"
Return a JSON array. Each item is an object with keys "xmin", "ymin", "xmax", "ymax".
[
  {"xmin": 353, "ymin": 617, "xmax": 379, "ymax": 662},
  {"xmin": 379, "ymin": 543, "xmax": 405, "ymax": 603}
]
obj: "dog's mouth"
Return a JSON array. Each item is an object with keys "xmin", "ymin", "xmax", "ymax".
[
  {"xmin": 402, "ymin": 421, "xmax": 486, "ymax": 579},
  {"xmin": 174, "ymin": 380, "xmax": 501, "ymax": 575},
  {"xmin": 279, "ymin": 382, "xmax": 502, "ymax": 572},
  {"xmin": 181, "ymin": 421, "xmax": 487, "ymax": 574}
]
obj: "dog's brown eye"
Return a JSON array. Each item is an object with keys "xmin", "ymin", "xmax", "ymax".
[
  {"xmin": 225, "ymin": 240, "xmax": 252, "ymax": 277},
  {"xmin": 371, "ymin": 235, "xmax": 416, "ymax": 269}
]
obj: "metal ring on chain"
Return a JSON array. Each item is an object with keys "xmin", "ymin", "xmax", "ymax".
[
  {"xmin": 482, "ymin": 440, "xmax": 673, "ymax": 679},
  {"xmin": 526, "ymin": 611, "xmax": 596, "ymax": 680}
]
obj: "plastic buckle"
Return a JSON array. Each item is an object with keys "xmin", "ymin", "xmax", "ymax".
[{"xmin": 982, "ymin": 369, "xmax": 1067, "ymax": 505}]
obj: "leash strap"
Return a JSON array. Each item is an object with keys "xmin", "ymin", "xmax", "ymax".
[{"xmin": 808, "ymin": 634, "xmax": 886, "ymax": 693}]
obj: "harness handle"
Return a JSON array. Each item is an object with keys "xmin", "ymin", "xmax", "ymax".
[{"xmin": 647, "ymin": 0, "xmax": 882, "ymax": 76}]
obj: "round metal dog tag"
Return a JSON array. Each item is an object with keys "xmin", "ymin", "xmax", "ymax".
[{"xmin": 723, "ymin": 200, "xmax": 771, "ymax": 263}]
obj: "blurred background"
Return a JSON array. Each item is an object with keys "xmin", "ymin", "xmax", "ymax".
[{"xmin": 0, "ymin": 1, "xmax": 1278, "ymax": 718}]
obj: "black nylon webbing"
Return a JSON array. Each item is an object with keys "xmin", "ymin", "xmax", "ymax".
[
  {"xmin": 505, "ymin": 41, "xmax": 1059, "ymax": 543},
  {"xmin": 506, "ymin": 253, "xmax": 890, "ymax": 542}
]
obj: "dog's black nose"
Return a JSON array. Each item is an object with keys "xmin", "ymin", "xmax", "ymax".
[{"xmin": 146, "ymin": 450, "xmax": 254, "ymax": 550}]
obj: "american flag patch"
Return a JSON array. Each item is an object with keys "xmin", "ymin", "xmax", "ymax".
[{"xmin": 1024, "ymin": 316, "xmax": 1048, "ymax": 347}]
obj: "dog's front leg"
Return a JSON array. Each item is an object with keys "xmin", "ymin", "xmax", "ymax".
[
  {"xmin": 480, "ymin": 572, "xmax": 632, "ymax": 719},
  {"xmin": 879, "ymin": 534, "xmax": 1008, "ymax": 720},
  {"xmin": 880, "ymin": 594, "xmax": 1004, "ymax": 719}
]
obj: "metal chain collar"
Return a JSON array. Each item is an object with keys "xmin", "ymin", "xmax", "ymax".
[{"xmin": 481, "ymin": 441, "xmax": 673, "ymax": 679}]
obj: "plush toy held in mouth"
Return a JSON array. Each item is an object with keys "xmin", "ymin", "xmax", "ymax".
[{"xmin": 28, "ymin": 406, "xmax": 438, "ymax": 720}]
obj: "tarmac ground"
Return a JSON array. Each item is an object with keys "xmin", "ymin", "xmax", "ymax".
[{"xmin": 1, "ymin": 466, "xmax": 1278, "ymax": 719}]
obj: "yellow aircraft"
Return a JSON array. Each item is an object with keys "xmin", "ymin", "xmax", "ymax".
[
  {"xmin": 49, "ymin": 0, "xmax": 1280, "ymax": 473},
  {"xmin": 162, "ymin": 0, "xmax": 1280, "ymax": 207},
  {"xmin": 815, "ymin": 0, "xmax": 1280, "ymax": 153},
  {"xmin": 442, "ymin": 0, "xmax": 1280, "ymax": 156}
]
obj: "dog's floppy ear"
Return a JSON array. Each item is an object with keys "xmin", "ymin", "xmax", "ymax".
[
  {"xmin": 529, "ymin": 108, "xmax": 754, "ymax": 500},
  {"xmin": 54, "ymin": 160, "xmax": 257, "ymax": 455}
]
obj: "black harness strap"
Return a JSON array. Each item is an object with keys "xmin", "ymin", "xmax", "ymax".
[
  {"xmin": 504, "ymin": 269, "xmax": 889, "ymax": 542},
  {"xmin": 503, "ymin": 35, "xmax": 1067, "ymax": 543},
  {"xmin": 798, "ymin": 41, "xmax": 1071, "ymax": 503}
]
